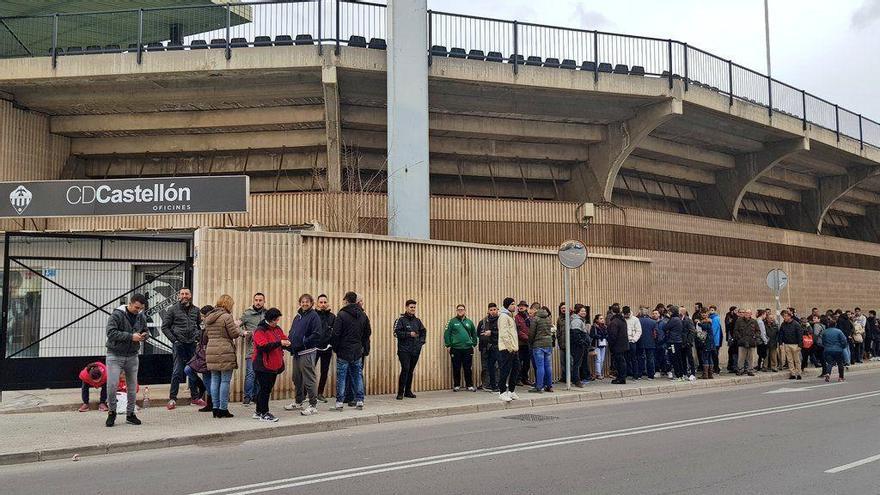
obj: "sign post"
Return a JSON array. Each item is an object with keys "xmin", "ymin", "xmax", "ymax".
[
  {"xmin": 766, "ymin": 268, "xmax": 789, "ymax": 324},
  {"xmin": 558, "ymin": 240, "xmax": 588, "ymax": 391}
]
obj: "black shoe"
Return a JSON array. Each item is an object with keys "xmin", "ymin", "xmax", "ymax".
[
  {"xmin": 316, "ymin": 395, "xmax": 328, "ymax": 403},
  {"xmin": 347, "ymin": 401, "xmax": 357, "ymax": 407},
  {"xmin": 395, "ymin": 394, "xmax": 404, "ymax": 400},
  {"xmin": 212, "ymin": 408, "xmax": 220, "ymax": 418},
  {"xmin": 126, "ymin": 414, "xmax": 142, "ymax": 426},
  {"xmin": 796, "ymin": 375, "xmax": 802, "ymax": 380},
  {"xmin": 404, "ymin": 392, "xmax": 417, "ymax": 399},
  {"xmin": 105, "ymin": 411, "xmax": 117, "ymax": 427},
  {"xmin": 747, "ymin": 372, "xmax": 755, "ymax": 377},
  {"xmin": 788, "ymin": 375, "xmax": 797, "ymax": 380},
  {"xmin": 220, "ymin": 409, "xmax": 234, "ymax": 418},
  {"xmin": 242, "ymin": 397, "xmax": 251, "ymax": 406},
  {"xmin": 199, "ymin": 396, "xmax": 213, "ymax": 413}
]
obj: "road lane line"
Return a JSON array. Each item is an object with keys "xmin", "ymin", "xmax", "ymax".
[
  {"xmin": 825, "ymin": 453, "xmax": 880, "ymax": 474},
  {"xmin": 189, "ymin": 389, "xmax": 880, "ymax": 495}
]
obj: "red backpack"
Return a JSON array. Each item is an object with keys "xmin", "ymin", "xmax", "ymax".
[{"xmin": 802, "ymin": 333, "xmax": 814, "ymax": 349}]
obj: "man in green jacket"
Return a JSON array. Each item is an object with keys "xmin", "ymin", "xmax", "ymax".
[
  {"xmin": 444, "ymin": 304, "xmax": 478, "ymax": 391},
  {"xmin": 733, "ymin": 309, "xmax": 760, "ymax": 376}
]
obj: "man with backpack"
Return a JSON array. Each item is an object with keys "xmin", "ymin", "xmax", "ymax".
[{"xmin": 779, "ymin": 310, "xmax": 804, "ymax": 380}]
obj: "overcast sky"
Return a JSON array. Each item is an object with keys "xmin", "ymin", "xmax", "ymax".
[{"xmin": 425, "ymin": 0, "xmax": 880, "ymax": 121}]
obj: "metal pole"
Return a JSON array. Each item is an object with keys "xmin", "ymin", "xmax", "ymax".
[
  {"xmin": 667, "ymin": 39, "xmax": 673, "ymax": 89},
  {"xmin": 728, "ymin": 60, "xmax": 733, "ymax": 107},
  {"xmin": 427, "ymin": 10, "xmax": 432, "ymax": 66},
  {"xmin": 0, "ymin": 235, "xmax": 10, "ymax": 401},
  {"xmin": 335, "ymin": 0, "xmax": 341, "ymax": 55},
  {"xmin": 318, "ymin": 0, "xmax": 323, "ymax": 55},
  {"xmin": 225, "ymin": 4, "xmax": 232, "ymax": 60},
  {"xmin": 683, "ymin": 43, "xmax": 688, "ymax": 91},
  {"xmin": 564, "ymin": 268, "xmax": 571, "ymax": 391},
  {"xmin": 835, "ymin": 104, "xmax": 840, "ymax": 142},
  {"xmin": 512, "ymin": 21, "xmax": 518, "ymax": 75},
  {"xmin": 764, "ymin": 0, "xmax": 772, "ymax": 77},
  {"xmin": 592, "ymin": 31, "xmax": 599, "ymax": 83},
  {"xmin": 137, "ymin": 9, "xmax": 143, "ymax": 65},
  {"xmin": 859, "ymin": 115, "xmax": 864, "ymax": 150},
  {"xmin": 767, "ymin": 76, "xmax": 773, "ymax": 117},
  {"xmin": 801, "ymin": 90, "xmax": 807, "ymax": 130},
  {"xmin": 51, "ymin": 14, "xmax": 58, "ymax": 69},
  {"xmin": 774, "ymin": 293, "xmax": 781, "ymax": 326}
]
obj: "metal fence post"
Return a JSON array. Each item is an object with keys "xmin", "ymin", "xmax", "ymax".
[
  {"xmin": 0, "ymin": 234, "xmax": 11, "ymax": 401},
  {"xmin": 801, "ymin": 90, "xmax": 807, "ymax": 130},
  {"xmin": 137, "ymin": 9, "xmax": 143, "ymax": 65},
  {"xmin": 667, "ymin": 39, "xmax": 673, "ymax": 89},
  {"xmin": 225, "ymin": 3, "xmax": 231, "ymax": 60},
  {"xmin": 683, "ymin": 43, "xmax": 688, "ymax": 91},
  {"xmin": 318, "ymin": 0, "xmax": 323, "ymax": 55},
  {"xmin": 728, "ymin": 60, "xmax": 733, "ymax": 107},
  {"xmin": 427, "ymin": 10, "xmax": 432, "ymax": 66},
  {"xmin": 593, "ymin": 30, "xmax": 598, "ymax": 82},
  {"xmin": 835, "ymin": 104, "xmax": 840, "ymax": 142},
  {"xmin": 859, "ymin": 115, "xmax": 864, "ymax": 150},
  {"xmin": 767, "ymin": 75, "xmax": 773, "ymax": 117},
  {"xmin": 51, "ymin": 14, "xmax": 58, "ymax": 69},
  {"xmin": 335, "ymin": 0, "xmax": 340, "ymax": 55},
  {"xmin": 512, "ymin": 20, "xmax": 518, "ymax": 75}
]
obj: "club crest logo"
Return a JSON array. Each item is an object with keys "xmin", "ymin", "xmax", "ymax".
[{"xmin": 10, "ymin": 185, "xmax": 32, "ymax": 215}]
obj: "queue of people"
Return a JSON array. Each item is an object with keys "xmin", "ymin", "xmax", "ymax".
[{"xmin": 86, "ymin": 290, "xmax": 879, "ymax": 424}]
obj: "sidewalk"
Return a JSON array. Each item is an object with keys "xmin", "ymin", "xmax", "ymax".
[{"xmin": 2, "ymin": 363, "xmax": 878, "ymax": 466}]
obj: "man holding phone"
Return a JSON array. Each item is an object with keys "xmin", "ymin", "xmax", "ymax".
[{"xmin": 105, "ymin": 293, "xmax": 150, "ymax": 427}]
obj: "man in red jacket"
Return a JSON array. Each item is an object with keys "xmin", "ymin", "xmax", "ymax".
[
  {"xmin": 78, "ymin": 362, "xmax": 109, "ymax": 412},
  {"xmin": 514, "ymin": 301, "xmax": 533, "ymax": 386}
]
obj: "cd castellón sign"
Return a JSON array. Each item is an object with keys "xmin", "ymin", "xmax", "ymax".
[{"xmin": 0, "ymin": 176, "xmax": 248, "ymax": 218}]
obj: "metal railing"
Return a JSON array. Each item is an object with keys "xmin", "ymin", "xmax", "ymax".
[{"xmin": 1, "ymin": 0, "xmax": 877, "ymax": 150}]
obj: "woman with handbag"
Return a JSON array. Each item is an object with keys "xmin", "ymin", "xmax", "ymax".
[
  {"xmin": 252, "ymin": 307, "xmax": 289, "ymax": 422},
  {"xmin": 184, "ymin": 304, "xmax": 214, "ymax": 412},
  {"xmin": 205, "ymin": 295, "xmax": 242, "ymax": 418}
]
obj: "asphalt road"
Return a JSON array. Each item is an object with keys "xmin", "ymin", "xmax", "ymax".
[{"xmin": 3, "ymin": 371, "xmax": 880, "ymax": 495}]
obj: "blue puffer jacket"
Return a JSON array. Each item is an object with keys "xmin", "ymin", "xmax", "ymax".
[
  {"xmin": 821, "ymin": 327, "xmax": 848, "ymax": 353},
  {"xmin": 289, "ymin": 308, "xmax": 322, "ymax": 353},
  {"xmin": 637, "ymin": 316, "xmax": 657, "ymax": 349},
  {"xmin": 710, "ymin": 313, "xmax": 723, "ymax": 348},
  {"xmin": 665, "ymin": 316, "xmax": 684, "ymax": 344}
]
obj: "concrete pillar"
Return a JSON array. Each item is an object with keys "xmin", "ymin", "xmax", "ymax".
[
  {"xmin": 322, "ymin": 64, "xmax": 342, "ymax": 192},
  {"xmin": 386, "ymin": 0, "xmax": 430, "ymax": 239},
  {"xmin": 562, "ymin": 98, "xmax": 682, "ymax": 203},
  {"xmin": 697, "ymin": 137, "xmax": 809, "ymax": 221},
  {"xmin": 794, "ymin": 165, "xmax": 880, "ymax": 233}
]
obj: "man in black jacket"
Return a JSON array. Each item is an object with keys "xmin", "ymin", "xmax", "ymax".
[
  {"xmin": 607, "ymin": 306, "xmax": 629, "ymax": 384},
  {"xmin": 394, "ymin": 299, "xmax": 427, "ymax": 400},
  {"xmin": 105, "ymin": 294, "xmax": 149, "ymax": 427},
  {"xmin": 724, "ymin": 306, "xmax": 738, "ymax": 373},
  {"xmin": 314, "ymin": 294, "xmax": 336, "ymax": 403},
  {"xmin": 161, "ymin": 288, "xmax": 202, "ymax": 410},
  {"xmin": 331, "ymin": 292, "xmax": 372, "ymax": 410},
  {"xmin": 477, "ymin": 308, "xmax": 499, "ymax": 391}
]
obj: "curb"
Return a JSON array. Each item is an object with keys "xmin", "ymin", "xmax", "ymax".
[{"xmin": 3, "ymin": 362, "xmax": 878, "ymax": 466}]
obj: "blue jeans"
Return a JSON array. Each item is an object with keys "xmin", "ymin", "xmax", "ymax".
[
  {"xmin": 210, "ymin": 370, "xmax": 233, "ymax": 410},
  {"xmin": 183, "ymin": 364, "xmax": 206, "ymax": 399},
  {"xmin": 842, "ymin": 346, "xmax": 851, "ymax": 365},
  {"xmin": 170, "ymin": 342, "xmax": 197, "ymax": 400},
  {"xmin": 637, "ymin": 347, "xmax": 655, "ymax": 377},
  {"xmin": 244, "ymin": 357, "xmax": 258, "ymax": 400},
  {"xmin": 336, "ymin": 358, "xmax": 364, "ymax": 403},
  {"xmin": 532, "ymin": 347, "xmax": 553, "ymax": 389}
]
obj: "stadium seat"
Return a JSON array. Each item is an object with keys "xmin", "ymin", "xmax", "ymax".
[
  {"xmin": 210, "ymin": 38, "xmax": 227, "ymax": 49},
  {"xmin": 348, "ymin": 35, "xmax": 367, "ymax": 48},
  {"xmin": 166, "ymin": 43, "xmax": 183, "ymax": 51},
  {"xmin": 127, "ymin": 43, "xmax": 139, "ymax": 52},
  {"xmin": 613, "ymin": 64, "xmax": 629, "ymax": 74},
  {"xmin": 254, "ymin": 36, "xmax": 272, "ymax": 47},
  {"xmin": 467, "ymin": 49, "xmax": 485, "ymax": 61},
  {"xmin": 103, "ymin": 44, "xmax": 121, "ymax": 53},
  {"xmin": 48, "ymin": 47, "xmax": 63, "ymax": 56},
  {"xmin": 85, "ymin": 45, "xmax": 102, "ymax": 53},
  {"xmin": 190, "ymin": 40, "xmax": 208, "ymax": 49},
  {"xmin": 230, "ymin": 37, "xmax": 248, "ymax": 48},
  {"xmin": 630, "ymin": 65, "xmax": 645, "ymax": 76},
  {"xmin": 431, "ymin": 45, "xmax": 448, "ymax": 56},
  {"xmin": 561, "ymin": 59, "xmax": 577, "ymax": 69},
  {"xmin": 508, "ymin": 54, "xmax": 524, "ymax": 65},
  {"xmin": 146, "ymin": 42, "xmax": 165, "ymax": 52},
  {"xmin": 294, "ymin": 34, "xmax": 314, "ymax": 45},
  {"xmin": 598, "ymin": 62, "xmax": 613, "ymax": 73},
  {"xmin": 661, "ymin": 70, "xmax": 682, "ymax": 79},
  {"xmin": 486, "ymin": 51, "xmax": 503, "ymax": 62},
  {"xmin": 368, "ymin": 38, "xmax": 386, "ymax": 50},
  {"xmin": 66, "ymin": 46, "xmax": 83, "ymax": 55},
  {"xmin": 449, "ymin": 47, "xmax": 467, "ymax": 59},
  {"xmin": 581, "ymin": 60, "xmax": 597, "ymax": 71},
  {"xmin": 544, "ymin": 57, "xmax": 560, "ymax": 68},
  {"xmin": 274, "ymin": 35, "xmax": 294, "ymax": 46},
  {"xmin": 525, "ymin": 56, "xmax": 542, "ymax": 66}
]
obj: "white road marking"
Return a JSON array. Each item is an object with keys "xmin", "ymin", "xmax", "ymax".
[
  {"xmin": 764, "ymin": 383, "xmax": 841, "ymax": 394},
  {"xmin": 189, "ymin": 389, "xmax": 880, "ymax": 495},
  {"xmin": 825, "ymin": 453, "xmax": 880, "ymax": 474}
]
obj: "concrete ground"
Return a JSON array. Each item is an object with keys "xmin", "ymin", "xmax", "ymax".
[{"xmin": 1, "ymin": 366, "xmax": 878, "ymax": 494}]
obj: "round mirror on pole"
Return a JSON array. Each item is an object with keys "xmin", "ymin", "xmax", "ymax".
[
  {"xmin": 558, "ymin": 239, "xmax": 588, "ymax": 269},
  {"xmin": 558, "ymin": 239, "xmax": 588, "ymax": 392}
]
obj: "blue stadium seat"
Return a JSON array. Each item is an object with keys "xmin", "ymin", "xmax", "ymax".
[
  {"xmin": 630, "ymin": 65, "xmax": 645, "ymax": 76},
  {"xmin": 294, "ymin": 34, "xmax": 314, "ymax": 45},
  {"xmin": 254, "ymin": 36, "xmax": 272, "ymax": 47},
  {"xmin": 449, "ymin": 47, "xmax": 467, "ymax": 59},
  {"xmin": 368, "ymin": 38, "xmax": 386, "ymax": 50},
  {"xmin": 210, "ymin": 38, "xmax": 227, "ymax": 49},
  {"xmin": 544, "ymin": 57, "xmax": 560, "ymax": 68},
  {"xmin": 525, "ymin": 56, "xmax": 542, "ymax": 66},
  {"xmin": 486, "ymin": 51, "xmax": 503, "ymax": 62},
  {"xmin": 467, "ymin": 49, "xmax": 485, "ymax": 61},
  {"xmin": 561, "ymin": 59, "xmax": 577, "ymax": 69},
  {"xmin": 508, "ymin": 54, "xmax": 524, "ymax": 65},
  {"xmin": 431, "ymin": 45, "xmax": 448, "ymax": 56},
  {"xmin": 613, "ymin": 64, "xmax": 629, "ymax": 74},
  {"xmin": 230, "ymin": 37, "xmax": 248, "ymax": 48},
  {"xmin": 348, "ymin": 35, "xmax": 367, "ymax": 48},
  {"xmin": 598, "ymin": 62, "xmax": 613, "ymax": 73},
  {"xmin": 190, "ymin": 40, "xmax": 208, "ymax": 49},
  {"xmin": 581, "ymin": 60, "xmax": 597, "ymax": 71},
  {"xmin": 274, "ymin": 35, "xmax": 294, "ymax": 46}
]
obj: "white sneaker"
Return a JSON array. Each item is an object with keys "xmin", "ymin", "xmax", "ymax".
[
  {"xmin": 283, "ymin": 402, "xmax": 303, "ymax": 411},
  {"xmin": 453, "ymin": 386, "xmax": 460, "ymax": 392},
  {"xmin": 251, "ymin": 412, "xmax": 262, "ymax": 420},
  {"xmin": 355, "ymin": 401, "xmax": 364, "ymax": 410},
  {"xmin": 333, "ymin": 402, "xmax": 344, "ymax": 411},
  {"xmin": 688, "ymin": 375, "xmax": 696, "ymax": 382},
  {"xmin": 499, "ymin": 391, "xmax": 512, "ymax": 402},
  {"xmin": 467, "ymin": 386, "xmax": 477, "ymax": 392},
  {"xmin": 300, "ymin": 406, "xmax": 318, "ymax": 416},
  {"xmin": 260, "ymin": 413, "xmax": 279, "ymax": 423},
  {"xmin": 509, "ymin": 392, "xmax": 520, "ymax": 401},
  {"xmin": 667, "ymin": 372, "xmax": 674, "ymax": 379}
]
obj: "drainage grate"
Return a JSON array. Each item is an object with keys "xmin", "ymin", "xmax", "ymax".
[{"xmin": 502, "ymin": 414, "xmax": 559, "ymax": 422}]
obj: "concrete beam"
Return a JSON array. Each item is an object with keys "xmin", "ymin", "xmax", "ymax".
[
  {"xmin": 71, "ymin": 129, "xmax": 326, "ymax": 155},
  {"xmin": 636, "ymin": 136, "xmax": 735, "ymax": 170},
  {"xmin": 828, "ymin": 200, "xmax": 867, "ymax": 216},
  {"xmin": 50, "ymin": 106, "xmax": 325, "ymax": 136},
  {"xmin": 797, "ymin": 165, "xmax": 880, "ymax": 233},
  {"xmin": 564, "ymin": 97, "xmax": 683, "ymax": 202},
  {"xmin": 759, "ymin": 166, "xmax": 817, "ymax": 190},
  {"xmin": 82, "ymin": 151, "xmax": 325, "ymax": 178},
  {"xmin": 615, "ymin": 175, "xmax": 695, "ymax": 201},
  {"xmin": 844, "ymin": 187, "xmax": 880, "ymax": 205},
  {"xmin": 431, "ymin": 176, "xmax": 557, "ymax": 200},
  {"xmin": 323, "ymin": 65, "xmax": 343, "ymax": 192},
  {"xmin": 622, "ymin": 155, "xmax": 715, "ymax": 185},
  {"xmin": 699, "ymin": 137, "xmax": 810, "ymax": 220},
  {"xmin": 745, "ymin": 182, "xmax": 801, "ymax": 202}
]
